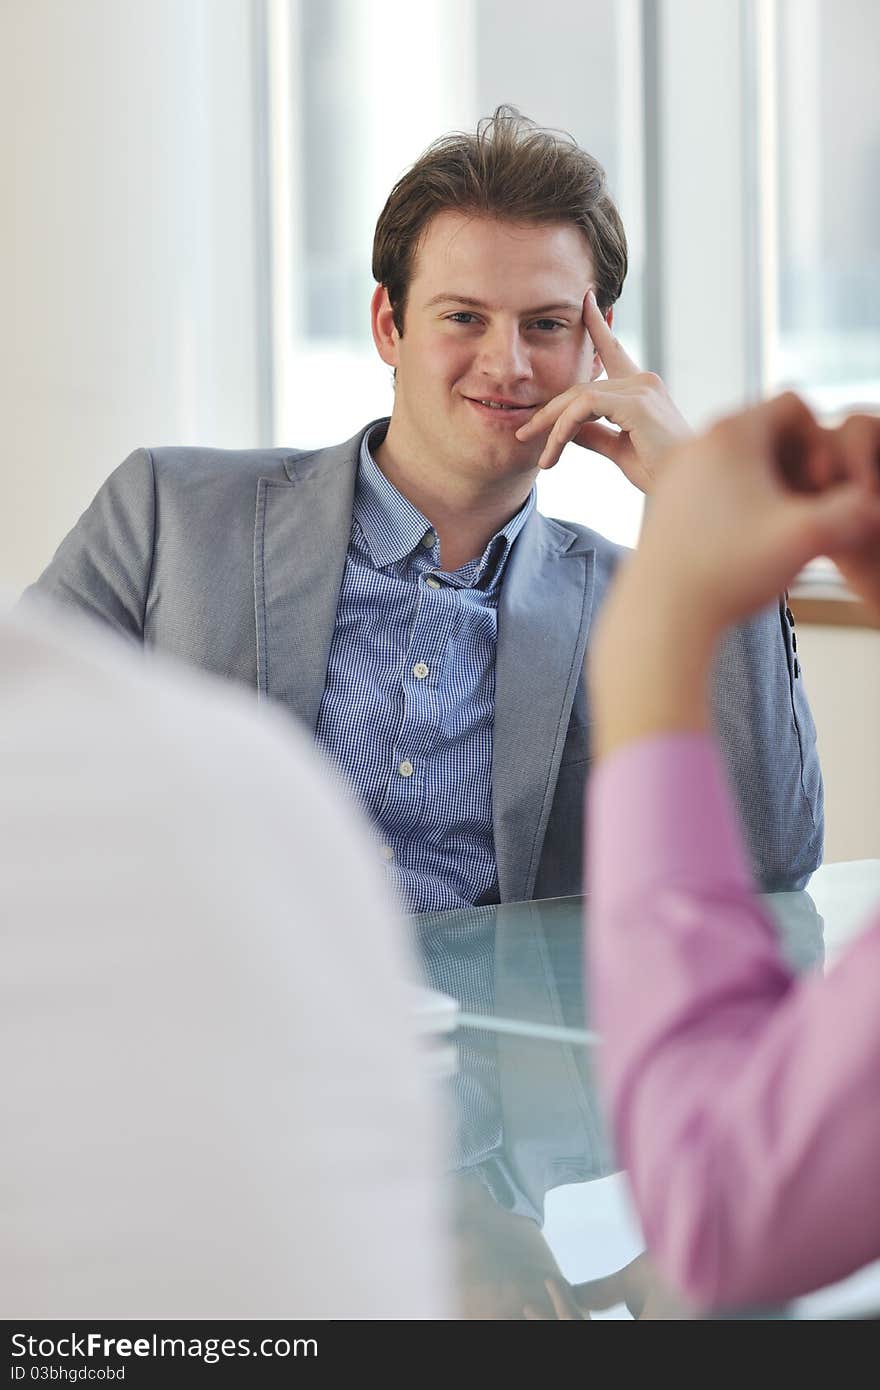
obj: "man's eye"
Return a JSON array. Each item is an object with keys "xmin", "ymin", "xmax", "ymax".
[
  {"xmin": 530, "ymin": 319, "xmax": 566, "ymax": 332},
  {"xmin": 448, "ymin": 312, "xmax": 479, "ymax": 324}
]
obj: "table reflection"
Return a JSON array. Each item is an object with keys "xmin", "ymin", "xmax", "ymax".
[{"xmin": 414, "ymin": 887, "xmax": 826, "ymax": 1318}]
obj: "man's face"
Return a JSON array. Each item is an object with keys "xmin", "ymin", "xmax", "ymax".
[{"xmin": 372, "ymin": 211, "xmax": 601, "ymax": 486}]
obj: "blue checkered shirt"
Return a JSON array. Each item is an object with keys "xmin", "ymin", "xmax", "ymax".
[{"xmin": 314, "ymin": 424, "xmax": 535, "ymax": 913}]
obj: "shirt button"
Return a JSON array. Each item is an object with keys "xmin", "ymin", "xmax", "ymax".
[
  {"xmin": 422, "ymin": 530, "xmax": 437, "ymax": 549},
  {"xmin": 380, "ymin": 845, "xmax": 395, "ymax": 861},
  {"xmin": 398, "ymin": 759, "xmax": 414, "ymax": 778},
  {"xmin": 412, "ymin": 662, "xmax": 429, "ymax": 679},
  {"xmin": 424, "ymin": 575, "xmax": 441, "ymax": 589}
]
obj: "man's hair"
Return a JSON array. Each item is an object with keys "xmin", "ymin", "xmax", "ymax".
[{"xmin": 372, "ymin": 105, "xmax": 628, "ymax": 336}]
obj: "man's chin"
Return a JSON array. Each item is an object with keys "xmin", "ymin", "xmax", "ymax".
[{"xmin": 466, "ymin": 442, "xmax": 541, "ymax": 480}]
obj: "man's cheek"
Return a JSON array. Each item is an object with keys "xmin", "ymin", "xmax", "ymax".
[{"xmin": 548, "ymin": 347, "xmax": 590, "ymax": 395}]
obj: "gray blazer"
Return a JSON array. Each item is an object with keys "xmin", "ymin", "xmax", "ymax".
[{"xmin": 27, "ymin": 421, "xmax": 823, "ymax": 897}]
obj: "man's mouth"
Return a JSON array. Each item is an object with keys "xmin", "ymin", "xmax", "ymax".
[{"xmin": 465, "ymin": 396, "xmax": 540, "ymax": 417}]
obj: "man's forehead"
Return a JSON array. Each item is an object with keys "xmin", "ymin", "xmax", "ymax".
[
  {"xmin": 423, "ymin": 291, "xmax": 585, "ymax": 316},
  {"xmin": 410, "ymin": 212, "xmax": 594, "ymax": 302}
]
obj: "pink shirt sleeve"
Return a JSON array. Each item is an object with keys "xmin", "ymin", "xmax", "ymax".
[{"xmin": 588, "ymin": 732, "xmax": 880, "ymax": 1310}]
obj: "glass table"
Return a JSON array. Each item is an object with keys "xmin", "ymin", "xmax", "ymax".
[{"xmin": 413, "ymin": 859, "xmax": 880, "ymax": 1320}]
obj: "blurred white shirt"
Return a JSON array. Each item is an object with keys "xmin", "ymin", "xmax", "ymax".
[{"xmin": 1, "ymin": 601, "xmax": 450, "ymax": 1318}]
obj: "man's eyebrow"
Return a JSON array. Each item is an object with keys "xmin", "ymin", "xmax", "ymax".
[{"xmin": 424, "ymin": 293, "xmax": 582, "ymax": 315}]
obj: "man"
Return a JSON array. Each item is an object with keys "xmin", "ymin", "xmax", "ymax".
[
  {"xmin": 27, "ymin": 107, "xmax": 822, "ymax": 911},
  {"xmin": 2, "ymin": 599, "xmax": 449, "ymax": 1317}
]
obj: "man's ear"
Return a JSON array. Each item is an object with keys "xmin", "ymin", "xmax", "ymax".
[
  {"xmin": 371, "ymin": 285, "xmax": 400, "ymax": 368},
  {"xmin": 589, "ymin": 305, "xmax": 613, "ymax": 381}
]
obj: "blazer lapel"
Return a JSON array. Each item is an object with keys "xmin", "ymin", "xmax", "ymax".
[
  {"xmin": 253, "ymin": 428, "xmax": 365, "ymax": 731},
  {"xmin": 493, "ymin": 513, "xmax": 596, "ymax": 902}
]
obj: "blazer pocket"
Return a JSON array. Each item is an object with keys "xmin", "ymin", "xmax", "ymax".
[{"xmin": 559, "ymin": 720, "xmax": 591, "ymax": 768}]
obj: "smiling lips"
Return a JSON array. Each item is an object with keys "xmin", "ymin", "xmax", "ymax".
[{"xmin": 465, "ymin": 396, "xmax": 540, "ymax": 422}]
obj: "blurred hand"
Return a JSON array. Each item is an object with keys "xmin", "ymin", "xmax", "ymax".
[
  {"xmin": 615, "ymin": 394, "xmax": 880, "ymax": 639},
  {"xmin": 514, "ymin": 290, "xmax": 690, "ymax": 493},
  {"xmin": 524, "ymin": 1252, "xmax": 689, "ymax": 1320},
  {"xmin": 821, "ymin": 413, "xmax": 880, "ymax": 616},
  {"xmin": 451, "ymin": 1175, "xmax": 581, "ymax": 1319},
  {"xmin": 589, "ymin": 396, "xmax": 880, "ymax": 757}
]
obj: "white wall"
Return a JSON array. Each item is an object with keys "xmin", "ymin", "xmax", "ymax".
[{"xmin": 1, "ymin": 0, "xmax": 263, "ymax": 590}]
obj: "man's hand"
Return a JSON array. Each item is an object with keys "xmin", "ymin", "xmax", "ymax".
[{"xmin": 514, "ymin": 290, "xmax": 690, "ymax": 492}]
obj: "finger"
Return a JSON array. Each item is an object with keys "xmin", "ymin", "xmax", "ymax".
[
  {"xmin": 746, "ymin": 391, "xmax": 823, "ymax": 491},
  {"xmin": 752, "ymin": 389, "xmax": 819, "ymax": 440},
  {"xmin": 776, "ymin": 420, "xmax": 840, "ymax": 495},
  {"xmin": 834, "ymin": 414, "xmax": 880, "ymax": 492},
  {"xmin": 829, "ymin": 545, "xmax": 880, "ymax": 618},
  {"xmin": 794, "ymin": 426, "xmax": 846, "ymax": 494},
  {"xmin": 515, "ymin": 385, "xmax": 584, "ymax": 441},
  {"xmin": 712, "ymin": 391, "xmax": 824, "ymax": 494},
  {"xmin": 791, "ymin": 485, "xmax": 880, "ymax": 566},
  {"xmin": 544, "ymin": 1277, "xmax": 585, "ymax": 1320},
  {"xmin": 537, "ymin": 383, "xmax": 640, "ymax": 469},
  {"xmin": 537, "ymin": 397, "xmax": 603, "ymax": 470},
  {"xmin": 523, "ymin": 1304, "xmax": 547, "ymax": 1320},
  {"xmin": 583, "ymin": 288, "xmax": 639, "ymax": 377},
  {"xmin": 563, "ymin": 380, "xmax": 642, "ymax": 432},
  {"xmin": 571, "ymin": 1271, "xmax": 628, "ymax": 1312},
  {"xmin": 516, "ymin": 375, "xmax": 639, "ymax": 445},
  {"xmin": 572, "ymin": 420, "xmax": 625, "ymax": 462}
]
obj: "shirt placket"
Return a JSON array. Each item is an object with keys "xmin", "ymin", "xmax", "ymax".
[{"xmin": 377, "ymin": 555, "xmax": 458, "ymax": 829}]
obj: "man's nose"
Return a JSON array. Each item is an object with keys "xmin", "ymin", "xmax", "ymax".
[{"xmin": 476, "ymin": 325, "xmax": 532, "ymax": 382}]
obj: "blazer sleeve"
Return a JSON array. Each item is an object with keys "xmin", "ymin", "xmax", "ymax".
[
  {"xmin": 22, "ymin": 449, "xmax": 157, "ymax": 639},
  {"xmin": 711, "ymin": 597, "xmax": 822, "ymax": 892}
]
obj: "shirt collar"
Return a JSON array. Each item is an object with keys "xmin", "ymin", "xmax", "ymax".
[
  {"xmin": 354, "ymin": 422, "xmax": 434, "ymax": 567},
  {"xmin": 353, "ymin": 421, "xmax": 536, "ymax": 589}
]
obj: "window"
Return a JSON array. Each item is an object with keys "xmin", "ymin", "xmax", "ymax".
[{"xmin": 769, "ymin": 0, "xmax": 880, "ymax": 416}]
